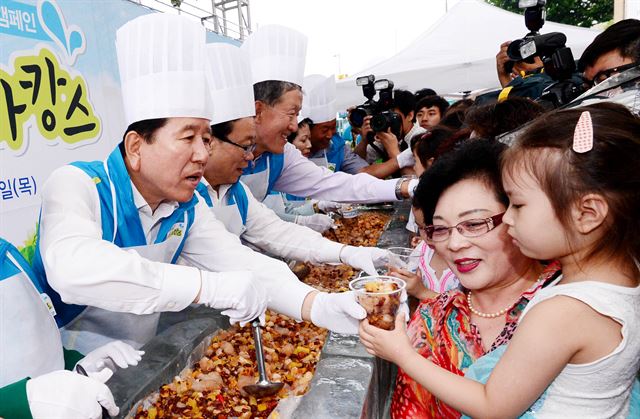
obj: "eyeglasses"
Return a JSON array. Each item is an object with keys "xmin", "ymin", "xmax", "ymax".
[
  {"xmin": 420, "ymin": 212, "xmax": 505, "ymax": 242},
  {"xmin": 589, "ymin": 62, "xmax": 638, "ymax": 86},
  {"xmin": 216, "ymin": 135, "xmax": 257, "ymax": 157}
]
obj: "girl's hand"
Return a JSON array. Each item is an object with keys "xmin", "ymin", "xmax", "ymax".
[
  {"xmin": 387, "ymin": 265, "xmax": 433, "ymax": 300},
  {"xmin": 359, "ymin": 314, "xmax": 413, "ymax": 364}
]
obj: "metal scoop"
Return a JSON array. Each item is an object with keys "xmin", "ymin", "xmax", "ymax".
[{"xmin": 242, "ymin": 318, "xmax": 284, "ymax": 398}]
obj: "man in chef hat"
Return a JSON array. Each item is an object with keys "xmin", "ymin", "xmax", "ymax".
[
  {"xmin": 198, "ymin": 43, "xmax": 392, "ymax": 334},
  {"xmin": 240, "ymin": 25, "xmax": 417, "ymax": 207},
  {"xmin": 303, "ymin": 74, "xmax": 369, "ymax": 175},
  {"xmin": 33, "ymin": 13, "xmax": 313, "ymax": 355}
]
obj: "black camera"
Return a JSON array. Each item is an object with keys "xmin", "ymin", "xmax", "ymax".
[
  {"xmin": 506, "ymin": 0, "xmax": 587, "ymax": 107},
  {"xmin": 348, "ymin": 75, "xmax": 402, "ymax": 144},
  {"xmin": 508, "ymin": 32, "xmax": 576, "ymax": 81}
]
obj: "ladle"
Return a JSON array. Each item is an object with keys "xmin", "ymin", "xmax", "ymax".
[{"xmin": 242, "ymin": 318, "xmax": 284, "ymax": 398}]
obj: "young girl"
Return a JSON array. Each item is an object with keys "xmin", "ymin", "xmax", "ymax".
[{"xmin": 360, "ymin": 103, "xmax": 640, "ymax": 417}]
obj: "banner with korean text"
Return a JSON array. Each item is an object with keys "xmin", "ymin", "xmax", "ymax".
[{"xmin": 0, "ymin": 0, "xmax": 236, "ymax": 260}]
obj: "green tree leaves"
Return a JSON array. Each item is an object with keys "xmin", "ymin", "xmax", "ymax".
[{"xmin": 486, "ymin": 0, "xmax": 613, "ymax": 27}]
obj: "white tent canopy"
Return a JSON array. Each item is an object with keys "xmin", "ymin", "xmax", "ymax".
[{"xmin": 336, "ymin": 0, "xmax": 601, "ymax": 111}]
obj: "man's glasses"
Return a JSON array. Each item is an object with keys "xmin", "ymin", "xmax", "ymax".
[
  {"xmin": 589, "ymin": 62, "xmax": 638, "ymax": 86},
  {"xmin": 216, "ymin": 136, "xmax": 257, "ymax": 157},
  {"xmin": 420, "ymin": 212, "xmax": 505, "ymax": 242}
]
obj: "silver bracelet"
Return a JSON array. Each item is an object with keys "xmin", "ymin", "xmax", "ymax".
[
  {"xmin": 338, "ymin": 244, "xmax": 348, "ymax": 264},
  {"xmin": 394, "ymin": 179, "xmax": 404, "ymax": 200}
]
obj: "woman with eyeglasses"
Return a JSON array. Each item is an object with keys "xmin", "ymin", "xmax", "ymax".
[{"xmin": 382, "ymin": 139, "xmax": 561, "ymax": 419}]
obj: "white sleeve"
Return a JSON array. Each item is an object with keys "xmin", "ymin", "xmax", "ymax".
[
  {"xmin": 178, "ymin": 200, "xmax": 315, "ymax": 320},
  {"xmin": 39, "ymin": 166, "xmax": 201, "ymax": 315},
  {"xmin": 274, "ymin": 143, "xmax": 398, "ymax": 203},
  {"xmin": 240, "ymin": 183, "xmax": 343, "ymax": 264}
]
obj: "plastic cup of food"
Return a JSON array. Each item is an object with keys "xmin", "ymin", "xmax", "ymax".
[
  {"xmin": 349, "ymin": 275, "xmax": 406, "ymax": 330},
  {"xmin": 340, "ymin": 204, "xmax": 359, "ymax": 219},
  {"xmin": 386, "ymin": 247, "xmax": 420, "ymax": 272}
]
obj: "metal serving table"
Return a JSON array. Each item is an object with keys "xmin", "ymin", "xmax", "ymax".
[{"xmin": 109, "ymin": 201, "xmax": 412, "ymax": 419}]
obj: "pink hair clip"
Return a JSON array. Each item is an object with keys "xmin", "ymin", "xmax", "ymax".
[{"xmin": 572, "ymin": 111, "xmax": 593, "ymax": 153}]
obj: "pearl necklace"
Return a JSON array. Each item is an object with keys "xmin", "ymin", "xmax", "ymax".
[{"xmin": 467, "ymin": 292, "xmax": 516, "ymax": 319}]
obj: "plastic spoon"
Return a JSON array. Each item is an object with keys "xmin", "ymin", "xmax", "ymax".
[{"xmin": 242, "ymin": 319, "xmax": 284, "ymax": 398}]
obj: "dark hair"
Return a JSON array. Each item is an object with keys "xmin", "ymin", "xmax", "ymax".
[
  {"xmin": 413, "ymin": 138, "xmax": 508, "ymax": 224},
  {"xmin": 465, "ymin": 97, "xmax": 545, "ymax": 139},
  {"xmin": 432, "ymin": 127, "xmax": 472, "ymax": 160},
  {"xmin": 120, "ymin": 118, "xmax": 168, "ymax": 154},
  {"xmin": 211, "ymin": 119, "xmax": 235, "ymax": 140},
  {"xmin": 415, "ymin": 88, "xmax": 437, "ymax": 101},
  {"xmin": 121, "ymin": 118, "xmax": 168, "ymax": 143},
  {"xmin": 287, "ymin": 118, "xmax": 312, "ymax": 143},
  {"xmin": 502, "ymin": 102, "xmax": 640, "ymax": 263},
  {"xmin": 253, "ymin": 80, "xmax": 302, "ymax": 106},
  {"xmin": 439, "ymin": 99, "xmax": 474, "ymax": 130},
  {"xmin": 412, "ymin": 126, "xmax": 455, "ymax": 168},
  {"xmin": 416, "ymin": 95, "xmax": 449, "ymax": 116},
  {"xmin": 393, "ymin": 89, "xmax": 417, "ymax": 121},
  {"xmin": 579, "ymin": 19, "xmax": 640, "ymax": 71}
]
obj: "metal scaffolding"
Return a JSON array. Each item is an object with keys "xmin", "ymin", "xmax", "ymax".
[{"xmin": 132, "ymin": 0, "xmax": 252, "ymax": 41}]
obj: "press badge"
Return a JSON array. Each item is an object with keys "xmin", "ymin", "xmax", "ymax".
[{"xmin": 41, "ymin": 293, "xmax": 57, "ymax": 317}]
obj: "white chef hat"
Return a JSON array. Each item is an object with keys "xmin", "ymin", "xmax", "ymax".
[
  {"xmin": 241, "ymin": 24, "xmax": 307, "ymax": 86},
  {"xmin": 299, "ymin": 74, "xmax": 323, "ymax": 121},
  {"xmin": 304, "ymin": 74, "xmax": 337, "ymax": 124},
  {"xmin": 116, "ymin": 13, "xmax": 212, "ymax": 126},
  {"xmin": 205, "ymin": 43, "xmax": 255, "ymax": 125}
]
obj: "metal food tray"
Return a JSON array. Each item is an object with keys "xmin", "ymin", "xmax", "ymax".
[{"xmin": 109, "ymin": 201, "xmax": 411, "ymax": 419}]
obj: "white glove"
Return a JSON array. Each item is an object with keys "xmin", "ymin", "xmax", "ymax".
[
  {"xmin": 295, "ymin": 213, "xmax": 336, "ymax": 233},
  {"xmin": 310, "ymin": 291, "xmax": 367, "ymax": 334},
  {"xmin": 199, "ymin": 271, "xmax": 268, "ymax": 326},
  {"xmin": 76, "ymin": 340, "xmax": 144, "ymax": 382},
  {"xmin": 340, "ymin": 246, "xmax": 390, "ymax": 276},
  {"xmin": 316, "ymin": 200, "xmax": 343, "ymax": 213},
  {"xmin": 396, "ymin": 148, "xmax": 415, "ymax": 169},
  {"xmin": 26, "ymin": 370, "xmax": 119, "ymax": 418}
]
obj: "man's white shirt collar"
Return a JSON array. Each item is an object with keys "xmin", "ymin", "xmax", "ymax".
[{"xmin": 130, "ymin": 180, "xmax": 178, "ymax": 220}]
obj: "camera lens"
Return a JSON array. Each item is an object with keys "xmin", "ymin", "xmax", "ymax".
[
  {"xmin": 507, "ymin": 39, "xmax": 525, "ymax": 61},
  {"xmin": 370, "ymin": 113, "xmax": 389, "ymax": 132},
  {"xmin": 349, "ymin": 107, "xmax": 368, "ymax": 128}
]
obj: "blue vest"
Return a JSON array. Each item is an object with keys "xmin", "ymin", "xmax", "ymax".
[
  {"xmin": 195, "ymin": 182, "xmax": 249, "ymax": 226},
  {"xmin": 32, "ymin": 147, "xmax": 198, "ymax": 327},
  {"xmin": 325, "ymin": 134, "xmax": 346, "ymax": 172},
  {"xmin": 240, "ymin": 151, "xmax": 285, "ymax": 199}
]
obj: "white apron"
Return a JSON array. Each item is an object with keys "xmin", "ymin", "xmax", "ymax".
[
  {"xmin": 241, "ymin": 165, "xmax": 270, "ymax": 203},
  {"xmin": 1, "ymin": 247, "xmax": 63, "ymax": 386},
  {"xmin": 60, "ymin": 161, "xmax": 192, "ymax": 353},
  {"xmin": 211, "ymin": 201, "xmax": 246, "ymax": 237},
  {"xmin": 309, "ymin": 151, "xmax": 336, "ymax": 172}
]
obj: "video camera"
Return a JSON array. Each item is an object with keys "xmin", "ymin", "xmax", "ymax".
[
  {"xmin": 349, "ymin": 75, "xmax": 402, "ymax": 141},
  {"xmin": 507, "ymin": 0, "xmax": 587, "ymax": 107}
]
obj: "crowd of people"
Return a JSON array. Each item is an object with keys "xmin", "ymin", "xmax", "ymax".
[{"xmin": 1, "ymin": 9, "xmax": 640, "ymax": 419}]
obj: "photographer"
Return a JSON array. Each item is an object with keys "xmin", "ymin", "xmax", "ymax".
[
  {"xmin": 489, "ymin": 39, "xmax": 555, "ymax": 102},
  {"xmin": 580, "ymin": 19, "xmax": 640, "ymax": 86},
  {"xmin": 354, "ymin": 89, "xmax": 425, "ymax": 164}
]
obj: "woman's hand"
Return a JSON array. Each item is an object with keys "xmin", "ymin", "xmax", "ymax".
[
  {"xmin": 359, "ymin": 314, "xmax": 413, "ymax": 364},
  {"xmin": 387, "ymin": 265, "xmax": 434, "ymax": 300}
]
